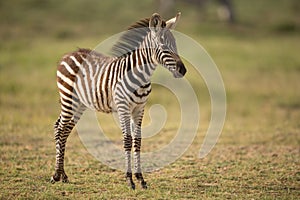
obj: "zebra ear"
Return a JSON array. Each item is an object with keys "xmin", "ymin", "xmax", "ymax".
[
  {"xmin": 166, "ymin": 12, "xmax": 181, "ymax": 30},
  {"xmin": 149, "ymin": 13, "xmax": 162, "ymax": 32}
]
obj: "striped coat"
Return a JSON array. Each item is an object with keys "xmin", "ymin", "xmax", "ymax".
[{"xmin": 51, "ymin": 13, "xmax": 186, "ymax": 189}]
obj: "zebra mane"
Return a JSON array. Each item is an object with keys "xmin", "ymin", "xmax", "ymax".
[{"xmin": 110, "ymin": 18, "xmax": 166, "ymax": 57}]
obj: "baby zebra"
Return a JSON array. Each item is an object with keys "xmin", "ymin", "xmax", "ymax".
[{"xmin": 51, "ymin": 12, "xmax": 186, "ymax": 189}]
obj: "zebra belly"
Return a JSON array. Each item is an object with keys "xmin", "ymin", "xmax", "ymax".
[{"xmin": 73, "ymin": 76, "xmax": 114, "ymax": 113}]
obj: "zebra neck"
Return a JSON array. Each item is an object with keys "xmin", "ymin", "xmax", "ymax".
[{"xmin": 124, "ymin": 48, "xmax": 157, "ymax": 82}]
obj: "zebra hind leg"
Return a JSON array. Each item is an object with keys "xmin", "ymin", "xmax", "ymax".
[
  {"xmin": 51, "ymin": 116, "xmax": 74, "ymax": 183},
  {"xmin": 51, "ymin": 105, "xmax": 85, "ymax": 183},
  {"xmin": 51, "ymin": 116, "xmax": 61, "ymax": 183}
]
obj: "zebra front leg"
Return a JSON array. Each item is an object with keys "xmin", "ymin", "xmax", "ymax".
[
  {"xmin": 133, "ymin": 133, "xmax": 147, "ymax": 189},
  {"xmin": 125, "ymin": 154, "xmax": 135, "ymax": 190},
  {"xmin": 132, "ymin": 108, "xmax": 147, "ymax": 189},
  {"xmin": 119, "ymin": 112, "xmax": 136, "ymax": 189}
]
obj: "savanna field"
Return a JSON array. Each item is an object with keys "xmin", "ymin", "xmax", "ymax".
[{"xmin": 0, "ymin": 0, "xmax": 299, "ymax": 199}]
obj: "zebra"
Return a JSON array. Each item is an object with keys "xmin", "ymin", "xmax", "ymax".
[{"xmin": 50, "ymin": 12, "xmax": 186, "ymax": 189}]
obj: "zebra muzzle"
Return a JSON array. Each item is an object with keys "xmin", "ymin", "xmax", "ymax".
[{"xmin": 174, "ymin": 60, "xmax": 186, "ymax": 78}]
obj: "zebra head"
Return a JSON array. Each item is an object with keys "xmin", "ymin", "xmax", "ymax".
[{"xmin": 149, "ymin": 13, "xmax": 187, "ymax": 78}]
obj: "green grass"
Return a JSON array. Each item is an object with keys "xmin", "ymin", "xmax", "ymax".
[{"xmin": 0, "ymin": 0, "xmax": 300, "ymax": 199}]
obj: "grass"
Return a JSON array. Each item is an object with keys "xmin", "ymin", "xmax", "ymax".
[{"xmin": 0, "ymin": 0, "xmax": 300, "ymax": 199}]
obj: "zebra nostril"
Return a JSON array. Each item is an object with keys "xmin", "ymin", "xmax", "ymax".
[{"xmin": 176, "ymin": 60, "xmax": 186, "ymax": 76}]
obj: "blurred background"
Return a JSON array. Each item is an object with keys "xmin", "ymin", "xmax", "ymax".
[
  {"xmin": 0, "ymin": 0, "xmax": 299, "ymax": 198},
  {"xmin": 1, "ymin": 0, "xmax": 299, "ymax": 38}
]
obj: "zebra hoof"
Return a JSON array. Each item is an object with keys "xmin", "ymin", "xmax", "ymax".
[
  {"xmin": 62, "ymin": 174, "xmax": 69, "ymax": 183},
  {"xmin": 50, "ymin": 176, "xmax": 58, "ymax": 184},
  {"xmin": 62, "ymin": 178, "xmax": 69, "ymax": 183},
  {"xmin": 126, "ymin": 173, "xmax": 135, "ymax": 189},
  {"xmin": 141, "ymin": 181, "xmax": 147, "ymax": 189},
  {"xmin": 130, "ymin": 183, "xmax": 135, "ymax": 190},
  {"xmin": 127, "ymin": 179, "xmax": 135, "ymax": 190},
  {"xmin": 127, "ymin": 181, "xmax": 135, "ymax": 190},
  {"xmin": 134, "ymin": 173, "xmax": 147, "ymax": 189},
  {"xmin": 131, "ymin": 183, "xmax": 136, "ymax": 190},
  {"xmin": 50, "ymin": 177, "xmax": 55, "ymax": 184},
  {"xmin": 50, "ymin": 173, "xmax": 61, "ymax": 184}
]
